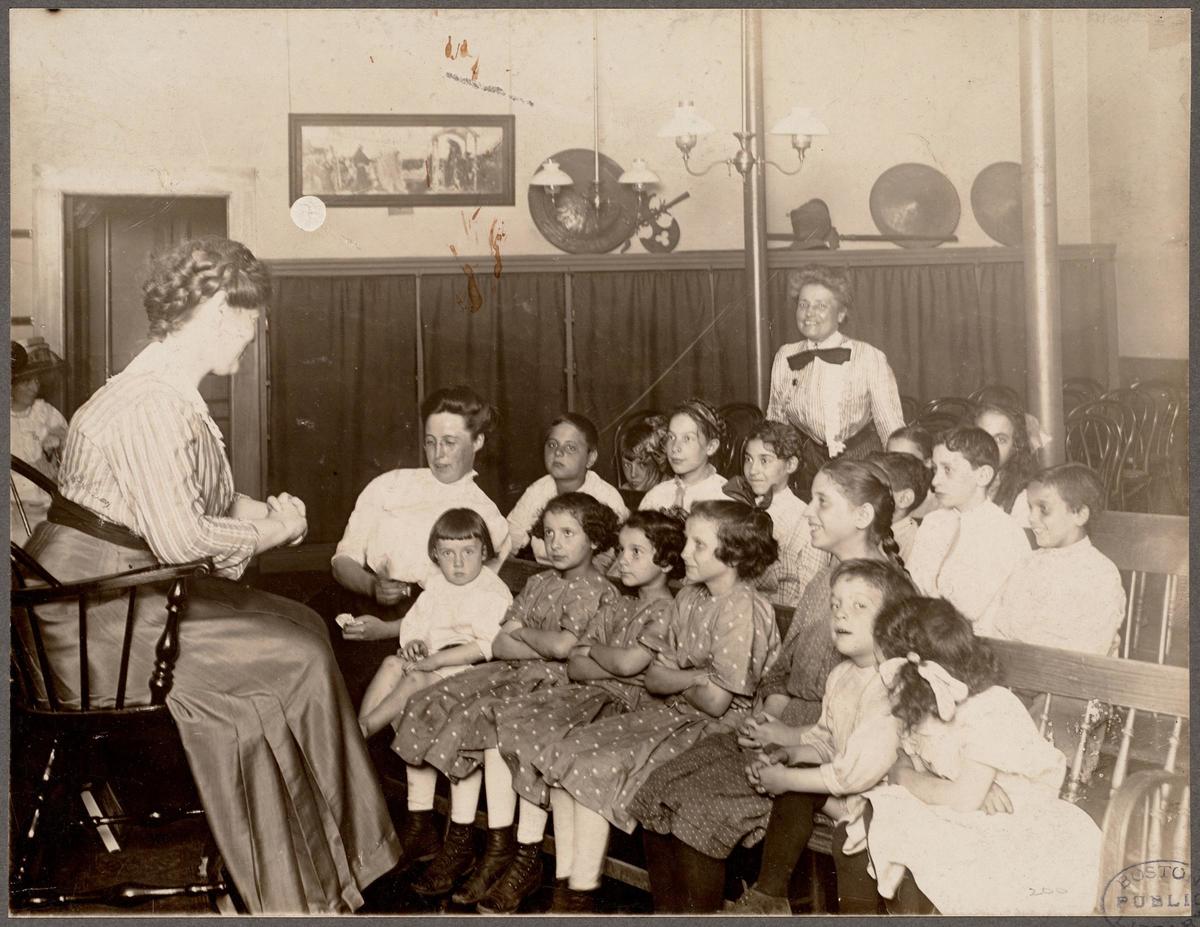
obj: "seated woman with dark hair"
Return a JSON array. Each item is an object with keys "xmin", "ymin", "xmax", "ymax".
[
  {"xmin": 23, "ymin": 236, "xmax": 399, "ymax": 912},
  {"xmin": 332, "ymin": 385, "xmax": 511, "ymax": 626}
]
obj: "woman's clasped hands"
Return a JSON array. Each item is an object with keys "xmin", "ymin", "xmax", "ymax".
[{"xmin": 267, "ymin": 492, "xmax": 309, "ymax": 546}]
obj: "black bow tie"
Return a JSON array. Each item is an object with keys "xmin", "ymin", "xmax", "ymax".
[{"xmin": 789, "ymin": 346, "xmax": 851, "ymax": 371}]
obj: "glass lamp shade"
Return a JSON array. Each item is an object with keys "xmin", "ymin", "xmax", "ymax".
[
  {"xmin": 530, "ymin": 159, "xmax": 574, "ymax": 188},
  {"xmin": 656, "ymin": 101, "xmax": 716, "ymax": 138},
  {"xmin": 769, "ymin": 106, "xmax": 830, "ymax": 137},
  {"xmin": 618, "ymin": 158, "xmax": 660, "ymax": 187}
]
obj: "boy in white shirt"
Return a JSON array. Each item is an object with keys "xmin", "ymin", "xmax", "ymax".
[
  {"xmin": 905, "ymin": 426, "xmax": 1030, "ymax": 623},
  {"xmin": 506, "ymin": 413, "xmax": 628, "ymax": 564},
  {"xmin": 981, "ymin": 463, "xmax": 1125, "ymax": 653}
]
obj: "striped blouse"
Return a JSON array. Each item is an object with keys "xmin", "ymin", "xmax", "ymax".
[
  {"xmin": 56, "ymin": 344, "xmax": 258, "ymax": 579},
  {"xmin": 766, "ymin": 335, "xmax": 905, "ymax": 447}
]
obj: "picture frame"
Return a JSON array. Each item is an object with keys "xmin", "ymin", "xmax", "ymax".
[{"xmin": 288, "ymin": 113, "xmax": 516, "ymax": 207}]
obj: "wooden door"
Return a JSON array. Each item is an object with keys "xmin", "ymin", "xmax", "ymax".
[{"xmin": 62, "ymin": 196, "xmax": 264, "ymax": 496}]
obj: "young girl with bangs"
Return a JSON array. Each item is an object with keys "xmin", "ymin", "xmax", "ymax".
[
  {"xmin": 630, "ymin": 457, "xmax": 908, "ymax": 912},
  {"xmin": 484, "ymin": 511, "xmax": 687, "ymax": 913},
  {"xmin": 390, "ymin": 493, "xmax": 620, "ymax": 905},
  {"xmin": 535, "ymin": 501, "xmax": 781, "ymax": 911},
  {"xmin": 852, "ymin": 597, "xmax": 1103, "ymax": 914}
]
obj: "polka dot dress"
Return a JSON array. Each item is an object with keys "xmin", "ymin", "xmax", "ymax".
[
  {"xmin": 494, "ymin": 595, "xmax": 675, "ymax": 807},
  {"xmin": 626, "ymin": 568, "xmax": 843, "ymax": 854},
  {"xmin": 535, "ymin": 583, "xmax": 780, "ymax": 834},
  {"xmin": 393, "ymin": 569, "xmax": 617, "ymax": 780}
]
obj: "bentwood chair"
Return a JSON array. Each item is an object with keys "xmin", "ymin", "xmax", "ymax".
[
  {"xmin": 919, "ymin": 396, "xmax": 974, "ymax": 424},
  {"xmin": 1065, "ymin": 411, "xmax": 1127, "ymax": 508},
  {"xmin": 899, "ymin": 395, "xmax": 921, "ymax": 424},
  {"xmin": 611, "ymin": 409, "xmax": 663, "ymax": 490},
  {"xmin": 1064, "ymin": 377, "xmax": 1106, "ymax": 403},
  {"xmin": 1100, "ymin": 389, "xmax": 1159, "ymax": 510},
  {"xmin": 716, "ymin": 402, "xmax": 766, "ymax": 478},
  {"xmin": 967, "ymin": 384, "xmax": 1022, "ymax": 410},
  {"xmin": 9, "ymin": 456, "xmax": 228, "ymax": 911}
]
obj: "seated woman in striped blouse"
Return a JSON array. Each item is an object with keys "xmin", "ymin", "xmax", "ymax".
[{"xmin": 766, "ymin": 265, "xmax": 906, "ymax": 501}]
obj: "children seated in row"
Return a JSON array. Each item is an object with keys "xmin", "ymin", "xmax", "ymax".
[
  {"xmin": 350, "ymin": 509, "xmax": 513, "ymax": 740},
  {"xmin": 506, "ymin": 413, "xmax": 628, "ymax": 563},
  {"xmin": 735, "ymin": 420, "xmax": 830, "ymax": 607},
  {"xmin": 868, "ymin": 451, "xmax": 931, "ymax": 562},
  {"xmin": 905, "ymin": 426, "xmax": 1031, "ymax": 624},
  {"xmin": 537, "ymin": 501, "xmax": 780, "ymax": 912},
  {"xmin": 847, "ymin": 597, "xmax": 1102, "ymax": 914},
  {"xmin": 629, "ymin": 458, "xmax": 904, "ymax": 913},
  {"xmin": 390, "ymin": 493, "xmax": 621, "ymax": 902},
  {"xmin": 974, "ymin": 402, "xmax": 1040, "ymax": 525},
  {"xmin": 489, "ymin": 511, "xmax": 687, "ymax": 913},
  {"xmin": 633, "ymin": 559, "xmax": 916, "ymax": 914},
  {"xmin": 638, "ymin": 398, "xmax": 729, "ymax": 512}
]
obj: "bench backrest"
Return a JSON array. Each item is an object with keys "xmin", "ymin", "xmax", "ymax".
[{"xmin": 1088, "ymin": 511, "xmax": 1187, "ymax": 666}]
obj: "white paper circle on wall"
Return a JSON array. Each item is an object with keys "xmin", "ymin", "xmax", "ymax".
[{"xmin": 290, "ymin": 196, "xmax": 326, "ymax": 232}]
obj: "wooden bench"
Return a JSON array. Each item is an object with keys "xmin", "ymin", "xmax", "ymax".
[{"xmin": 494, "ymin": 535, "xmax": 1190, "ymax": 911}]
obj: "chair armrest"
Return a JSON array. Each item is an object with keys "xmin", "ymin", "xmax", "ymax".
[
  {"xmin": 11, "ymin": 455, "xmax": 58, "ymax": 495},
  {"xmin": 13, "ymin": 559, "xmax": 213, "ymax": 607}
]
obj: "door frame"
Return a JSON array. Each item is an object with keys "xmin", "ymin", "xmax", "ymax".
[{"xmin": 32, "ymin": 165, "xmax": 265, "ymax": 498}]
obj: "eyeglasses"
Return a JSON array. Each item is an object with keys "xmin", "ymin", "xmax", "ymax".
[{"xmin": 797, "ymin": 300, "xmax": 837, "ymax": 313}]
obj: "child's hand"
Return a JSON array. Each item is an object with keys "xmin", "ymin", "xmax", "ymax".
[
  {"xmin": 402, "ymin": 640, "xmax": 428, "ymax": 661},
  {"xmin": 754, "ymin": 762, "xmax": 795, "ymax": 797},
  {"xmin": 341, "ymin": 614, "xmax": 394, "ymax": 642},
  {"xmin": 981, "ymin": 782, "xmax": 1013, "ymax": 815},
  {"xmin": 737, "ymin": 714, "xmax": 788, "ymax": 751},
  {"xmin": 761, "ymin": 744, "xmax": 790, "ymax": 766}
]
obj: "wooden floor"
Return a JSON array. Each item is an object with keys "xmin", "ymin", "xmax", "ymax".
[{"xmin": 13, "ymin": 567, "xmax": 652, "ymax": 916}]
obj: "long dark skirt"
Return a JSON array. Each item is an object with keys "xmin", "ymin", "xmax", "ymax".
[{"xmin": 21, "ymin": 523, "xmax": 400, "ymax": 913}]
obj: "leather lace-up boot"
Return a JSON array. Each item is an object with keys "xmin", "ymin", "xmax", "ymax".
[
  {"xmin": 450, "ymin": 825, "xmax": 515, "ymax": 905},
  {"xmin": 476, "ymin": 841, "xmax": 544, "ymax": 914},
  {"xmin": 411, "ymin": 821, "xmax": 477, "ymax": 896}
]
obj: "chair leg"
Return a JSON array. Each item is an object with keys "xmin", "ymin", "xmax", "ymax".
[{"xmin": 12, "ymin": 735, "xmax": 66, "ymax": 893}]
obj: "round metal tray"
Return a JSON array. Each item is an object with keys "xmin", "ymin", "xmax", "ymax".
[
  {"xmin": 868, "ymin": 163, "xmax": 961, "ymax": 248},
  {"xmin": 971, "ymin": 161, "xmax": 1023, "ymax": 246}
]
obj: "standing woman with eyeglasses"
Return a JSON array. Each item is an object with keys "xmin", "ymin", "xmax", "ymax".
[{"xmin": 766, "ymin": 265, "xmax": 906, "ymax": 500}]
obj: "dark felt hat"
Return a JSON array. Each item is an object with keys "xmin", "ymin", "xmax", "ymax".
[{"xmin": 12, "ymin": 338, "xmax": 64, "ymax": 382}]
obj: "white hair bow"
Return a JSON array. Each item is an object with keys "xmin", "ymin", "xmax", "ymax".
[{"xmin": 879, "ymin": 651, "xmax": 969, "ymax": 722}]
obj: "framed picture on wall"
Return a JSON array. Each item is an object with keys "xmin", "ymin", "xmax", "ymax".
[{"xmin": 288, "ymin": 113, "xmax": 515, "ymax": 207}]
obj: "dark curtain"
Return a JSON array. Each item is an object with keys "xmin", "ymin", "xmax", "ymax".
[
  {"xmin": 420, "ymin": 272, "xmax": 566, "ymax": 510},
  {"xmin": 268, "ymin": 275, "xmax": 418, "ymax": 544},
  {"xmin": 1058, "ymin": 259, "xmax": 1114, "ymax": 384},
  {"xmin": 767, "ymin": 259, "xmax": 1111, "ymax": 408},
  {"xmin": 572, "ymin": 269, "xmax": 756, "ymax": 485}
]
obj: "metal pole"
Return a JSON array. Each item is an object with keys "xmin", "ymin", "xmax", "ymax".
[
  {"xmin": 743, "ymin": 9, "xmax": 770, "ymax": 409},
  {"xmin": 1019, "ymin": 10, "xmax": 1065, "ymax": 465},
  {"xmin": 564, "ymin": 272, "xmax": 576, "ymax": 412}
]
